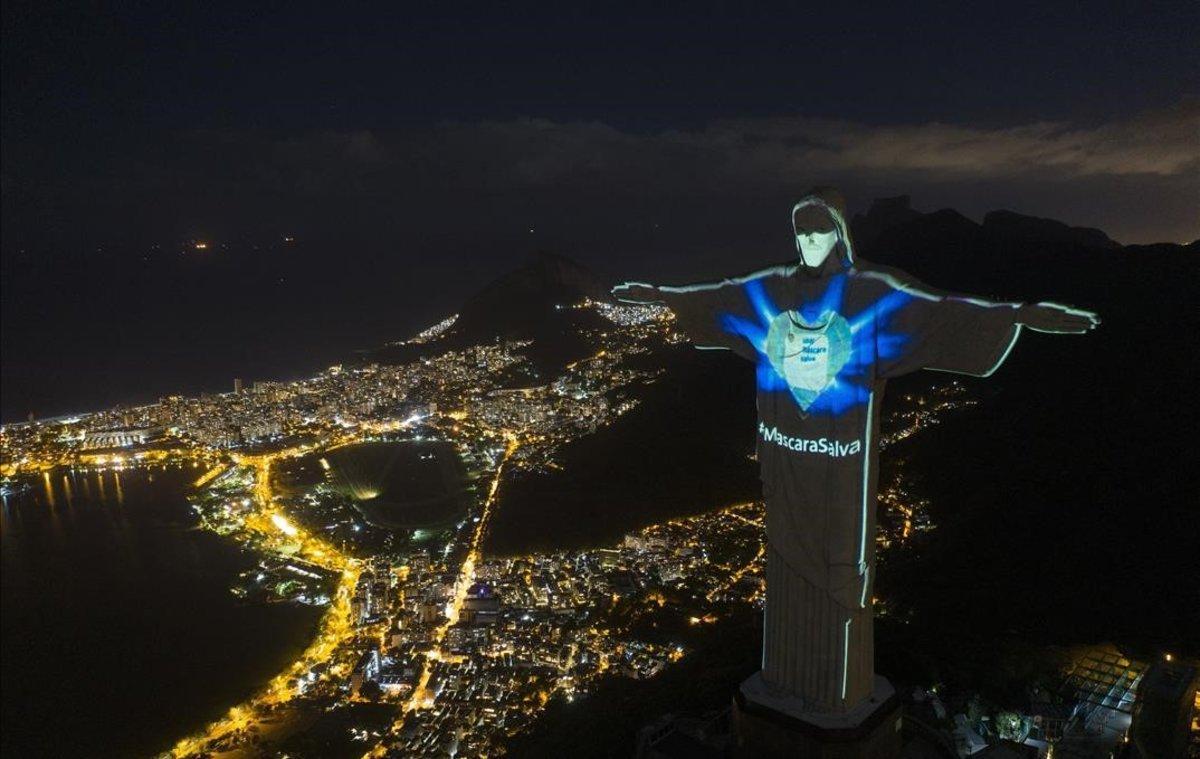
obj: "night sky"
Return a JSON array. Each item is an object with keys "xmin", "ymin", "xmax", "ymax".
[{"xmin": 2, "ymin": 1, "xmax": 1197, "ymax": 420}]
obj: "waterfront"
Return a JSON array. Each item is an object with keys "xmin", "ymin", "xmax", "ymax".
[
  {"xmin": 2, "ymin": 293, "xmax": 1195, "ymax": 756},
  {"xmin": 0, "ymin": 464, "xmax": 324, "ymax": 758}
]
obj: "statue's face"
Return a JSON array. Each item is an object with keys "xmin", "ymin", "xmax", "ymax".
[
  {"xmin": 793, "ymin": 206, "xmax": 839, "ymax": 265},
  {"xmin": 796, "ymin": 230, "xmax": 838, "ymax": 264}
]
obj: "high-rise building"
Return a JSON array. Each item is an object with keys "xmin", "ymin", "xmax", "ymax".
[
  {"xmin": 349, "ymin": 647, "xmax": 381, "ymax": 694},
  {"xmin": 463, "ymin": 582, "xmax": 501, "ymax": 625},
  {"xmin": 233, "ymin": 378, "xmax": 244, "ymax": 394}
]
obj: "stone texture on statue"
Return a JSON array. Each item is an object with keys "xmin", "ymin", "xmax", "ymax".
[{"xmin": 762, "ymin": 547, "xmax": 875, "ymax": 712}]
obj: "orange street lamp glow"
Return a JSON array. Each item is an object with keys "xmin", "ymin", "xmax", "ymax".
[{"xmin": 271, "ymin": 513, "xmax": 299, "ymax": 537}]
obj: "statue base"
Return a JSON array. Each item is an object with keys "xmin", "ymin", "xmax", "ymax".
[{"xmin": 731, "ymin": 672, "xmax": 903, "ymax": 759}]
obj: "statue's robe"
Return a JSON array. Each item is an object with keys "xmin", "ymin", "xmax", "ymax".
[{"xmin": 654, "ymin": 200, "xmax": 1023, "ymax": 712}]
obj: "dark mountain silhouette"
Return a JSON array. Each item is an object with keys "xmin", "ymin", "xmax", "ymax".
[
  {"xmin": 849, "ymin": 195, "xmax": 924, "ymax": 248},
  {"xmin": 452, "ymin": 250, "xmax": 609, "ymax": 338},
  {"xmin": 448, "ymin": 251, "xmax": 611, "ymax": 373},
  {"xmin": 371, "ymin": 251, "xmax": 611, "ymax": 375},
  {"xmin": 850, "ymin": 195, "xmax": 1122, "ymax": 253},
  {"xmin": 982, "ymin": 209, "xmax": 1119, "ymax": 249},
  {"xmin": 847, "ymin": 202, "xmax": 1198, "ymax": 662},
  {"xmin": 375, "ymin": 200, "xmax": 1184, "ymax": 376},
  {"xmin": 485, "ymin": 344, "xmax": 759, "ymax": 555}
]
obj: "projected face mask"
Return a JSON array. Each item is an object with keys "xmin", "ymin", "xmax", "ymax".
[
  {"xmin": 764, "ymin": 309, "xmax": 854, "ymax": 411},
  {"xmin": 793, "ymin": 206, "xmax": 839, "ymax": 267}
]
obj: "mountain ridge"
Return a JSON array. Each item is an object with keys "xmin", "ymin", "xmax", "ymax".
[
  {"xmin": 851, "ymin": 195, "xmax": 1125, "ymax": 251},
  {"xmin": 369, "ymin": 199, "xmax": 1196, "ymax": 374}
]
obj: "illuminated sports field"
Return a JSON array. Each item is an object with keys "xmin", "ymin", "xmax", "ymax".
[{"xmin": 320, "ymin": 440, "xmax": 473, "ymax": 532}]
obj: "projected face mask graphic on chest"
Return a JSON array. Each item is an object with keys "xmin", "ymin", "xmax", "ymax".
[
  {"xmin": 765, "ymin": 309, "xmax": 853, "ymax": 411},
  {"xmin": 716, "ymin": 273, "xmax": 916, "ymax": 416}
]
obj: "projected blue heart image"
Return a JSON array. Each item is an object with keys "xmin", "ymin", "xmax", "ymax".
[
  {"xmin": 718, "ymin": 274, "xmax": 914, "ymax": 416},
  {"xmin": 765, "ymin": 310, "xmax": 852, "ymax": 411}
]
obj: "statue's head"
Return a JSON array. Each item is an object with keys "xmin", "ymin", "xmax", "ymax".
[{"xmin": 791, "ymin": 186, "xmax": 852, "ymax": 269}]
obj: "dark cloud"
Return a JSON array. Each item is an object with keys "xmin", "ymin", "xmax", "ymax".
[
  {"xmin": 244, "ymin": 97, "xmax": 1199, "ymax": 188},
  {"xmin": 4, "ymin": 98, "xmax": 1196, "ymax": 255},
  {"xmin": 3, "ymin": 98, "xmax": 1195, "ymax": 421},
  {"xmin": 219, "ymin": 98, "xmax": 1200, "ymax": 243}
]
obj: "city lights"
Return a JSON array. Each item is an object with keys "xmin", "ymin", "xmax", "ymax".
[
  {"xmin": 2, "ymin": 300, "xmax": 984, "ymax": 758},
  {"xmin": 271, "ymin": 513, "xmax": 299, "ymax": 536}
]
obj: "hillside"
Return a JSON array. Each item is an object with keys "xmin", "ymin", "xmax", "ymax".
[{"xmin": 373, "ymin": 199, "xmax": 1198, "ymax": 656}]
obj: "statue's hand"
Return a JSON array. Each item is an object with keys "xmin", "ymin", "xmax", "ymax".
[
  {"xmin": 611, "ymin": 282, "xmax": 664, "ymax": 305},
  {"xmin": 1016, "ymin": 302, "xmax": 1100, "ymax": 334}
]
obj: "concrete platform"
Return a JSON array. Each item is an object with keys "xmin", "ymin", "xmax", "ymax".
[{"xmin": 732, "ymin": 672, "xmax": 903, "ymax": 758}]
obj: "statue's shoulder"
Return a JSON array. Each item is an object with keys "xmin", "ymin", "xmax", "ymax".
[
  {"xmin": 723, "ymin": 260, "xmax": 798, "ymax": 287},
  {"xmin": 849, "ymin": 258, "xmax": 927, "ymax": 293}
]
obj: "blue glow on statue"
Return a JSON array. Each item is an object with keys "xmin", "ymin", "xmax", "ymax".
[
  {"xmin": 611, "ymin": 186, "xmax": 1099, "ymax": 719},
  {"xmin": 719, "ymin": 274, "xmax": 915, "ymax": 414}
]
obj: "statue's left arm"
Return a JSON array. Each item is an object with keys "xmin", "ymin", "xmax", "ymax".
[{"xmin": 865, "ymin": 268, "xmax": 1099, "ymax": 379}]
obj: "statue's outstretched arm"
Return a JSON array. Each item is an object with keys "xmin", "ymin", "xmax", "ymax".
[
  {"xmin": 611, "ymin": 282, "xmax": 665, "ymax": 304},
  {"xmin": 611, "ymin": 275, "xmax": 764, "ymax": 360},
  {"xmin": 863, "ymin": 266, "xmax": 1101, "ymax": 379},
  {"xmin": 861, "ymin": 267, "xmax": 1101, "ymax": 336},
  {"xmin": 1013, "ymin": 302, "xmax": 1100, "ymax": 334},
  {"xmin": 612, "ymin": 261, "xmax": 796, "ymax": 306},
  {"xmin": 611, "ymin": 275, "xmax": 747, "ymax": 304}
]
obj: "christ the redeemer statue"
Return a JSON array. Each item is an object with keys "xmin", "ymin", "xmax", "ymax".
[{"xmin": 613, "ymin": 187, "xmax": 1097, "ymax": 729}]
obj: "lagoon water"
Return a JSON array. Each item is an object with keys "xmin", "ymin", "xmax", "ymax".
[{"xmin": 1, "ymin": 465, "xmax": 323, "ymax": 758}]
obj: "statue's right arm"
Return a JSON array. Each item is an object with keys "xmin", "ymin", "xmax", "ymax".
[
  {"xmin": 611, "ymin": 282, "xmax": 665, "ymax": 304},
  {"xmin": 611, "ymin": 271, "xmax": 753, "ymax": 305},
  {"xmin": 610, "ymin": 278, "xmax": 737, "ymax": 326},
  {"xmin": 611, "ymin": 278, "xmax": 759, "ymax": 358}
]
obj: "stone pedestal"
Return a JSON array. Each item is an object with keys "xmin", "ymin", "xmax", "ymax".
[{"xmin": 732, "ymin": 672, "xmax": 903, "ymax": 759}]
